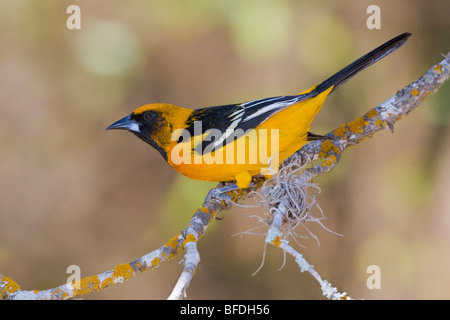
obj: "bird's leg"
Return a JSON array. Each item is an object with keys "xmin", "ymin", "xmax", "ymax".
[
  {"xmin": 216, "ymin": 183, "xmax": 241, "ymax": 193},
  {"xmin": 306, "ymin": 131, "xmax": 329, "ymax": 141},
  {"xmin": 205, "ymin": 183, "xmax": 239, "ymax": 206},
  {"xmin": 204, "ymin": 181, "xmax": 257, "ymax": 208}
]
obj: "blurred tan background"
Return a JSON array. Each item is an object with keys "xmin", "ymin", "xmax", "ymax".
[{"xmin": 0, "ymin": 0, "xmax": 449, "ymax": 299}]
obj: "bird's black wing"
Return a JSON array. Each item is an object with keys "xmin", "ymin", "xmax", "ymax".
[{"xmin": 183, "ymin": 93, "xmax": 315, "ymax": 155}]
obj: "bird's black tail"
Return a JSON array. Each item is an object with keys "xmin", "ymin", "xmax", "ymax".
[{"xmin": 312, "ymin": 32, "xmax": 411, "ymax": 95}]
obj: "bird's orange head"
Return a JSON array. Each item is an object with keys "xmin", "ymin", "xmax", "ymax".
[{"xmin": 106, "ymin": 103, "xmax": 191, "ymax": 161}]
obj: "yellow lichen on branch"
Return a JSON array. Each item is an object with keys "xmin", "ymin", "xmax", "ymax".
[{"xmin": 0, "ymin": 275, "xmax": 21, "ymax": 299}]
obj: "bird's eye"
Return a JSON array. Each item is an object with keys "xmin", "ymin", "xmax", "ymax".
[{"xmin": 143, "ymin": 112, "xmax": 153, "ymax": 122}]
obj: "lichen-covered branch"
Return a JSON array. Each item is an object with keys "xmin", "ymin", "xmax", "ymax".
[{"xmin": 1, "ymin": 53, "xmax": 448, "ymax": 300}]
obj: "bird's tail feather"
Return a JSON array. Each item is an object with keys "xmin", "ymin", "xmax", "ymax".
[{"xmin": 312, "ymin": 32, "xmax": 411, "ymax": 95}]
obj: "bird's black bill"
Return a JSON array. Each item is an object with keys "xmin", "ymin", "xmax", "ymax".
[{"xmin": 106, "ymin": 114, "xmax": 140, "ymax": 132}]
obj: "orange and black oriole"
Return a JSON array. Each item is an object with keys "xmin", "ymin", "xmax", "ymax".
[{"xmin": 107, "ymin": 33, "xmax": 410, "ymax": 189}]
